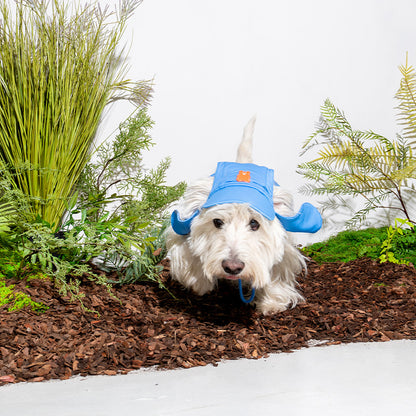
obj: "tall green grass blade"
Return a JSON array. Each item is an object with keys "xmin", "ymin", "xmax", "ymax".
[{"xmin": 0, "ymin": 0, "xmax": 151, "ymax": 228}]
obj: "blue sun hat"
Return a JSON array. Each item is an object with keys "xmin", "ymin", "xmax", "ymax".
[
  {"xmin": 202, "ymin": 162, "xmax": 276, "ymax": 220},
  {"xmin": 171, "ymin": 162, "xmax": 322, "ymax": 235}
]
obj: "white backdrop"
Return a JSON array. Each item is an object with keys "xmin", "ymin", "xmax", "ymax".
[{"xmin": 97, "ymin": 0, "xmax": 416, "ymax": 243}]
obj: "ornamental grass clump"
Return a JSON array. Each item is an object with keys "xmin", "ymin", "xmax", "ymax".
[
  {"xmin": 0, "ymin": 0, "xmax": 182, "ymax": 304},
  {"xmin": 0, "ymin": 0, "xmax": 151, "ymax": 228}
]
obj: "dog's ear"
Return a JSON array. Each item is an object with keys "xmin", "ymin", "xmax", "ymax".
[
  {"xmin": 236, "ymin": 115, "xmax": 256, "ymax": 163},
  {"xmin": 273, "ymin": 187, "xmax": 294, "ymax": 217},
  {"xmin": 176, "ymin": 176, "xmax": 214, "ymax": 217}
]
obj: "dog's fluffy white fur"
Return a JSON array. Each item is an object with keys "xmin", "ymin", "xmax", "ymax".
[{"xmin": 166, "ymin": 117, "xmax": 306, "ymax": 315}]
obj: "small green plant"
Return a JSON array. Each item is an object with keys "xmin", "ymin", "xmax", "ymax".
[
  {"xmin": 373, "ymin": 282, "xmax": 388, "ymax": 287},
  {"xmin": 9, "ymin": 218, "xmax": 110, "ymax": 302},
  {"xmin": 379, "ymin": 218, "xmax": 415, "ymax": 265},
  {"xmin": 0, "ymin": 249, "xmax": 20, "ymax": 278},
  {"xmin": 113, "ymin": 220, "xmax": 171, "ymax": 287}
]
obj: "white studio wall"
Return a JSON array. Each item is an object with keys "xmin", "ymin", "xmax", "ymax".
[{"xmin": 96, "ymin": 0, "xmax": 416, "ymax": 243}]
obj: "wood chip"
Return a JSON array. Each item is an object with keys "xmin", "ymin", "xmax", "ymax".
[{"xmin": 0, "ymin": 257, "xmax": 415, "ymax": 385}]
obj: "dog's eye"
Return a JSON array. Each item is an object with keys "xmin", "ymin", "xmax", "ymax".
[
  {"xmin": 249, "ymin": 219, "xmax": 260, "ymax": 231},
  {"xmin": 213, "ymin": 219, "xmax": 224, "ymax": 229}
]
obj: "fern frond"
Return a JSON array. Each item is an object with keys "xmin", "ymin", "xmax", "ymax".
[
  {"xmin": 314, "ymin": 142, "xmax": 399, "ymax": 175},
  {"xmin": 301, "ymin": 100, "xmax": 348, "ymax": 153},
  {"xmin": 396, "ymin": 54, "xmax": 416, "ymax": 148},
  {"xmin": 320, "ymin": 99, "xmax": 354, "ymax": 138},
  {"xmin": 390, "ymin": 159, "xmax": 416, "ymax": 180},
  {"xmin": 315, "ymin": 142, "xmax": 358, "ymax": 169},
  {"xmin": 345, "ymin": 174, "xmax": 396, "ymax": 192}
]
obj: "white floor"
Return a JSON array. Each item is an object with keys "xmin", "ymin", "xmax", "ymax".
[{"xmin": 0, "ymin": 340, "xmax": 415, "ymax": 416}]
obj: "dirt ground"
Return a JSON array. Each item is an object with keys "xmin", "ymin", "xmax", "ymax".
[{"xmin": 1, "ymin": 257, "xmax": 415, "ymax": 385}]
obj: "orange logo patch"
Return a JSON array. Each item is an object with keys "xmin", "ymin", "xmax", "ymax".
[{"xmin": 236, "ymin": 170, "xmax": 251, "ymax": 183}]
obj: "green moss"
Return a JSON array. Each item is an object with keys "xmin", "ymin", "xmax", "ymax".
[
  {"xmin": 26, "ymin": 272, "xmax": 50, "ymax": 282},
  {"xmin": 0, "ymin": 278, "xmax": 48, "ymax": 313},
  {"xmin": 0, "ymin": 251, "xmax": 20, "ymax": 278},
  {"xmin": 0, "ymin": 248, "xmax": 50, "ymax": 313},
  {"xmin": 302, "ymin": 227, "xmax": 388, "ymax": 264}
]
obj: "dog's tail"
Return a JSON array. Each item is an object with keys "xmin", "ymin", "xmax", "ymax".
[{"xmin": 236, "ymin": 115, "xmax": 256, "ymax": 163}]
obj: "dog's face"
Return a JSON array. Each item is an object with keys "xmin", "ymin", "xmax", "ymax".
[{"xmin": 186, "ymin": 202, "xmax": 287, "ymax": 289}]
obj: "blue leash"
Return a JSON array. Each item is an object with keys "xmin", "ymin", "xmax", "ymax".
[{"xmin": 238, "ymin": 279, "xmax": 255, "ymax": 304}]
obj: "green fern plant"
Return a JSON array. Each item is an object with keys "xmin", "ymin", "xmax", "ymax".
[{"xmin": 298, "ymin": 57, "xmax": 416, "ymax": 228}]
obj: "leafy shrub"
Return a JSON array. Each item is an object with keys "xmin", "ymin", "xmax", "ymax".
[
  {"xmin": 0, "ymin": 1, "xmax": 184, "ymax": 305},
  {"xmin": 298, "ymin": 99, "xmax": 416, "ymax": 228},
  {"xmin": 73, "ymin": 108, "xmax": 185, "ymax": 282},
  {"xmin": 76, "ymin": 108, "xmax": 185, "ymax": 233}
]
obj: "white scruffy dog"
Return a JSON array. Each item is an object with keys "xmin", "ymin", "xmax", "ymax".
[{"xmin": 166, "ymin": 117, "xmax": 321, "ymax": 315}]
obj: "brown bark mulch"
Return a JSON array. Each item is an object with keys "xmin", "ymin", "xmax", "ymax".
[{"xmin": 1, "ymin": 257, "xmax": 416, "ymax": 385}]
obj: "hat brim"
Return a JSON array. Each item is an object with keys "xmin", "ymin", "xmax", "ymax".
[
  {"xmin": 201, "ymin": 185, "xmax": 276, "ymax": 221},
  {"xmin": 171, "ymin": 202, "xmax": 322, "ymax": 235}
]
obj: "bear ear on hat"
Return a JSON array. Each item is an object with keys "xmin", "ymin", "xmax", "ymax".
[
  {"xmin": 272, "ymin": 187, "xmax": 322, "ymax": 233},
  {"xmin": 171, "ymin": 210, "xmax": 200, "ymax": 235},
  {"xmin": 275, "ymin": 202, "xmax": 322, "ymax": 233}
]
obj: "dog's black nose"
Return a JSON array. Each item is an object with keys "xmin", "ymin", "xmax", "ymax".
[{"xmin": 222, "ymin": 259, "xmax": 245, "ymax": 275}]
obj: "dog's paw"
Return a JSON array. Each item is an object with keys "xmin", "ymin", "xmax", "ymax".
[
  {"xmin": 255, "ymin": 299, "xmax": 290, "ymax": 315},
  {"xmin": 188, "ymin": 277, "xmax": 216, "ymax": 296},
  {"xmin": 255, "ymin": 281, "xmax": 304, "ymax": 315}
]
